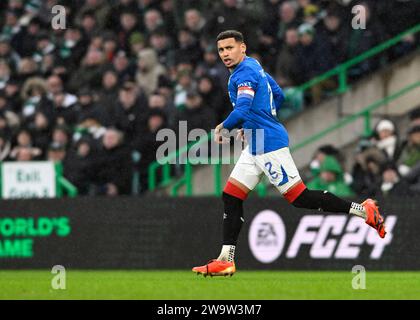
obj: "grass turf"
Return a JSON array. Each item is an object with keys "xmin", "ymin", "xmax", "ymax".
[{"xmin": 0, "ymin": 270, "xmax": 419, "ymax": 300}]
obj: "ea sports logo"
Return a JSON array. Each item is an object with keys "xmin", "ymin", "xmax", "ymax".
[{"xmin": 248, "ymin": 210, "xmax": 286, "ymax": 263}]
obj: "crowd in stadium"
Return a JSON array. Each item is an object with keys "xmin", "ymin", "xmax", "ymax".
[
  {"xmin": 0, "ymin": 0, "xmax": 419, "ymax": 196},
  {"xmin": 307, "ymin": 109, "xmax": 420, "ymax": 198}
]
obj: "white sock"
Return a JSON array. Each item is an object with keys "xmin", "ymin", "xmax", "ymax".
[
  {"xmin": 349, "ymin": 202, "xmax": 367, "ymax": 219},
  {"xmin": 217, "ymin": 245, "xmax": 235, "ymax": 262}
]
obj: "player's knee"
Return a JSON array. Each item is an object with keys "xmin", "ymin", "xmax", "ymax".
[
  {"xmin": 223, "ymin": 181, "xmax": 248, "ymax": 201},
  {"xmin": 284, "ymin": 181, "xmax": 307, "ymax": 206},
  {"xmin": 222, "ymin": 191, "xmax": 242, "ymax": 207},
  {"xmin": 222, "ymin": 182, "xmax": 247, "ymax": 217}
]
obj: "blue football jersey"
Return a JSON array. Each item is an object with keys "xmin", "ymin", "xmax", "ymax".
[{"xmin": 223, "ymin": 56, "xmax": 289, "ymax": 155}]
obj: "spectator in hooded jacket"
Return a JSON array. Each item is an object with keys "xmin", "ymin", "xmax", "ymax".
[
  {"xmin": 307, "ymin": 155, "xmax": 355, "ymax": 198},
  {"xmin": 136, "ymin": 48, "xmax": 166, "ymax": 97},
  {"xmin": 372, "ymin": 119, "xmax": 399, "ymax": 162}
]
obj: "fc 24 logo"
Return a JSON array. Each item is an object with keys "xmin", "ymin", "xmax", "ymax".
[{"xmin": 249, "ymin": 211, "xmax": 397, "ymax": 263}]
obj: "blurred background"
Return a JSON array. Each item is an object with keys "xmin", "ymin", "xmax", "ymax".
[
  {"xmin": 0, "ymin": 0, "xmax": 419, "ymax": 276},
  {"xmin": 0, "ymin": 0, "xmax": 418, "ymax": 199}
]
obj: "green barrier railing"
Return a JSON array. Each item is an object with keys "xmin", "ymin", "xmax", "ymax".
[
  {"xmin": 54, "ymin": 162, "xmax": 78, "ymax": 197},
  {"xmin": 148, "ymin": 23, "xmax": 420, "ymax": 194}
]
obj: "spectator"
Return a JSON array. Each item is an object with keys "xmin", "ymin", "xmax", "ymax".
[
  {"xmin": 296, "ymin": 0, "xmax": 320, "ymax": 25},
  {"xmin": 147, "ymin": 92, "xmax": 169, "ymax": 117},
  {"xmin": 17, "ymin": 57, "xmax": 39, "ymax": 81},
  {"xmin": 75, "ymin": 88, "xmax": 107, "ymax": 127},
  {"xmin": 10, "ymin": 127, "xmax": 42, "ymax": 160},
  {"xmin": 143, "ymin": 9, "xmax": 165, "ymax": 39},
  {"xmin": 159, "ymin": 0, "xmax": 177, "ymax": 41},
  {"xmin": 197, "ymin": 75, "xmax": 229, "ymax": 124},
  {"xmin": 184, "ymin": 8, "xmax": 207, "ymax": 39},
  {"xmin": 51, "ymin": 91, "xmax": 78, "ymax": 127},
  {"xmin": 51, "ymin": 125, "xmax": 70, "ymax": 149},
  {"xmin": 174, "ymin": 69, "xmax": 195, "ymax": 110},
  {"xmin": 379, "ymin": 162, "xmax": 412, "ymax": 197},
  {"xmin": 68, "ymin": 48, "xmax": 107, "ymax": 92},
  {"xmin": 260, "ymin": 0, "xmax": 300, "ymax": 52},
  {"xmin": 0, "ymin": 89, "xmax": 20, "ymax": 129},
  {"xmin": 46, "ymin": 75, "xmax": 78, "ymax": 108},
  {"xmin": 275, "ymin": 27, "xmax": 300, "ymax": 87},
  {"xmin": 351, "ymin": 140, "xmax": 387, "ymax": 197},
  {"xmin": 346, "ymin": 1, "xmax": 385, "ymax": 79},
  {"xmin": 79, "ymin": 10, "xmax": 99, "ymax": 40},
  {"xmin": 112, "ymin": 50, "xmax": 134, "ymax": 82},
  {"xmin": 409, "ymin": 107, "xmax": 420, "ymax": 127},
  {"xmin": 309, "ymin": 144, "xmax": 342, "ymax": 178},
  {"xmin": 135, "ymin": 109, "xmax": 167, "ymax": 192},
  {"xmin": 0, "ymin": 36, "xmax": 20, "ymax": 72},
  {"xmin": 1, "ymin": 9, "xmax": 22, "ymax": 43},
  {"xmin": 174, "ymin": 28, "xmax": 203, "ymax": 66},
  {"xmin": 97, "ymin": 69, "xmax": 119, "ymax": 125},
  {"xmin": 295, "ymin": 23, "xmax": 336, "ymax": 104},
  {"xmin": 149, "ymin": 30, "xmax": 175, "ymax": 67},
  {"xmin": 20, "ymin": 77, "xmax": 53, "ymax": 126},
  {"xmin": 63, "ymin": 135, "xmax": 97, "ymax": 195},
  {"xmin": 117, "ymin": 10, "xmax": 141, "ymax": 52},
  {"xmin": 205, "ymin": 0, "xmax": 249, "ymax": 46},
  {"xmin": 57, "ymin": 27, "xmax": 87, "ymax": 71},
  {"xmin": 29, "ymin": 110, "xmax": 51, "ymax": 154},
  {"xmin": 176, "ymin": 90, "xmax": 216, "ymax": 133},
  {"xmin": 317, "ymin": 11, "xmax": 348, "ymax": 64},
  {"xmin": 195, "ymin": 44, "xmax": 229, "ymax": 88},
  {"xmin": 47, "ymin": 141, "xmax": 66, "ymax": 162},
  {"xmin": 32, "ymin": 31, "xmax": 56, "ymax": 65},
  {"xmin": 398, "ymin": 125, "xmax": 420, "ymax": 176},
  {"xmin": 112, "ymin": 81, "xmax": 148, "ymax": 144},
  {"xmin": 128, "ymin": 32, "xmax": 147, "ymax": 58},
  {"xmin": 108, "ymin": 0, "xmax": 139, "ymax": 31},
  {"xmin": 307, "ymin": 155, "xmax": 355, "ymax": 197},
  {"xmin": 3, "ymin": 76, "xmax": 21, "ymax": 112},
  {"xmin": 75, "ymin": 0, "xmax": 111, "ymax": 31},
  {"xmin": 372, "ymin": 119, "xmax": 399, "ymax": 162},
  {"xmin": 13, "ymin": 16, "xmax": 42, "ymax": 57},
  {"xmin": 136, "ymin": 48, "xmax": 166, "ymax": 97},
  {"xmin": 14, "ymin": 145, "xmax": 37, "ymax": 161},
  {"xmin": 94, "ymin": 128, "xmax": 132, "ymax": 196}
]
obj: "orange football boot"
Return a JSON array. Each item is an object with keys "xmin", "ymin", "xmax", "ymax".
[
  {"xmin": 192, "ymin": 259, "xmax": 236, "ymax": 277},
  {"xmin": 362, "ymin": 198, "xmax": 386, "ymax": 238}
]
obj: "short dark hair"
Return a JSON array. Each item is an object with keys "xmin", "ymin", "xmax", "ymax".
[{"xmin": 216, "ymin": 30, "xmax": 244, "ymax": 43}]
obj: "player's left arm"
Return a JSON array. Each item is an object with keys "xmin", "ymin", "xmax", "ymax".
[
  {"xmin": 222, "ymin": 67, "xmax": 258, "ymax": 131},
  {"xmin": 265, "ymin": 72, "xmax": 285, "ymax": 112}
]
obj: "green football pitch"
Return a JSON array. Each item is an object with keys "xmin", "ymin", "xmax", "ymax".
[{"xmin": 1, "ymin": 270, "xmax": 419, "ymax": 300}]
